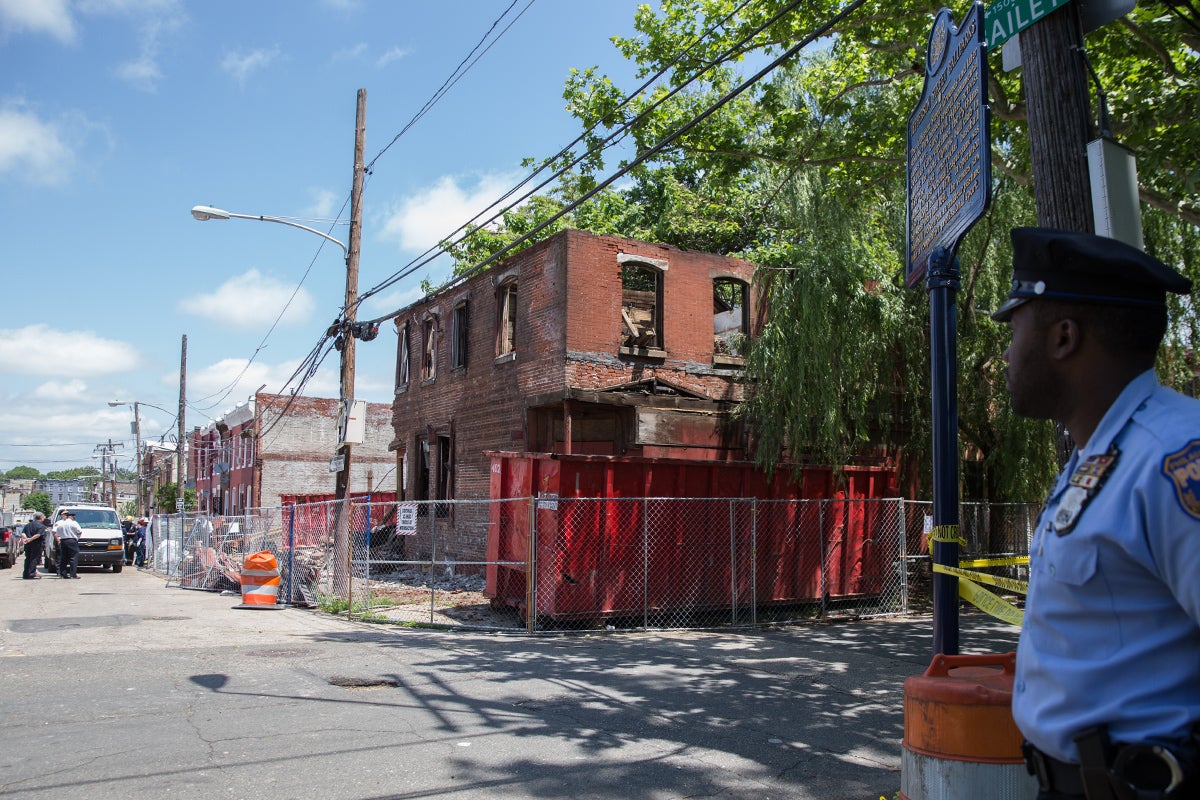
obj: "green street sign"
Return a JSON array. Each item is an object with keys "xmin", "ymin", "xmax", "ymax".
[{"xmin": 985, "ymin": 0, "xmax": 1071, "ymax": 49}]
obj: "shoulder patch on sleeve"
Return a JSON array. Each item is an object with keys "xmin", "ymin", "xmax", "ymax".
[{"xmin": 1162, "ymin": 439, "xmax": 1200, "ymax": 519}]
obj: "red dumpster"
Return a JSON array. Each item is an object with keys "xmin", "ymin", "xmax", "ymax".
[{"xmin": 486, "ymin": 452, "xmax": 898, "ymax": 622}]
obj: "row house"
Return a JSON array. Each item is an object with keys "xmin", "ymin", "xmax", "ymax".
[
  {"xmin": 388, "ymin": 228, "xmax": 759, "ymax": 560},
  {"xmin": 189, "ymin": 392, "xmax": 397, "ymax": 515}
]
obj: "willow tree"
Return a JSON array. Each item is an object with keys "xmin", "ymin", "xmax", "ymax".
[{"xmin": 458, "ymin": 0, "xmax": 1199, "ymax": 502}]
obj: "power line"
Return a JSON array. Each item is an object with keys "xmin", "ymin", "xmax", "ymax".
[{"xmin": 354, "ymin": 0, "xmax": 838, "ymax": 324}]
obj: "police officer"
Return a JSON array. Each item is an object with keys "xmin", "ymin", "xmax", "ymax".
[
  {"xmin": 54, "ymin": 510, "xmax": 83, "ymax": 579},
  {"xmin": 19, "ymin": 512, "xmax": 47, "ymax": 579},
  {"xmin": 993, "ymin": 228, "xmax": 1199, "ymax": 799}
]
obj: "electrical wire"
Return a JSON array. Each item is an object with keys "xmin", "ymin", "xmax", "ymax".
[
  {"xmin": 192, "ymin": 2, "xmax": 533, "ymax": 410},
  {"xmin": 351, "ymin": 0, "xmax": 771, "ymax": 311},
  {"xmin": 354, "ymin": 0, "xmax": 856, "ymax": 327}
]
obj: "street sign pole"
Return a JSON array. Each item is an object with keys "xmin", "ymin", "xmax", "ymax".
[{"xmin": 906, "ymin": 4, "xmax": 991, "ymax": 656}]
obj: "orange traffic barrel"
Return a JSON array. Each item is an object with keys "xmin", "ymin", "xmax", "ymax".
[
  {"xmin": 236, "ymin": 550, "xmax": 283, "ymax": 610},
  {"xmin": 900, "ymin": 652, "xmax": 1036, "ymax": 800}
]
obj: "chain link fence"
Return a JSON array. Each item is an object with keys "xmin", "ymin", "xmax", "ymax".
[{"xmin": 152, "ymin": 497, "xmax": 1039, "ymax": 632}]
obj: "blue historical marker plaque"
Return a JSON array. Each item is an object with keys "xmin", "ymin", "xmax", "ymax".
[{"xmin": 906, "ymin": 4, "xmax": 991, "ymax": 287}]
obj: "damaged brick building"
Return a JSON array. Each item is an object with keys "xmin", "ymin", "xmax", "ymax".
[{"xmin": 388, "ymin": 229, "xmax": 759, "ymax": 560}]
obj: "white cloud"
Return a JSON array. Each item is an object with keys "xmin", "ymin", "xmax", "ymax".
[
  {"xmin": 378, "ymin": 171, "xmax": 523, "ymax": 254},
  {"xmin": 362, "ymin": 285, "xmax": 423, "ymax": 317},
  {"xmin": 179, "ymin": 269, "xmax": 315, "ymax": 329},
  {"xmin": 304, "ymin": 187, "xmax": 340, "ymax": 220},
  {"xmin": 331, "ymin": 42, "xmax": 367, "ymax": 62},
  {"xmin": 375, "ymin": 46, "xmax": 408, "ymax": 68},
  {"xmin": 185, "ymin": 356, "xmax": 339, "ymax": 410},
  {"xmin": 33, "ymin": 379, "xmax": 89, "ymax": 400},
  {"xmin": 0, "ymin": 0, "xmax": 76, "ymax": 43},
  {"xmin": 0, "ymin": 325, "xmax": 141, "ymax": 377},
  {"xmin": 0, "ymin": 105, "xmax": 75, "ymax": 186},
  {"xmin": 221, "ymin": 46, "xmax": 282, "ymax": 84}
]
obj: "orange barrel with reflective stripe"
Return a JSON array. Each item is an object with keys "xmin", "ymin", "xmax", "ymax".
[
  {"xmin": 899, "ymin": 652, "xmax": 1036, "ymax": 800},
  {"xmin": 238, "ymin": 551, "xmax": 280, "ymax": 608}
]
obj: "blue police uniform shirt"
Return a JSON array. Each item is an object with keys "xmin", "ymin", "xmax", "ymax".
[{"xmin": 1013, "ymin": 369, "xmax": 1200, "ymax": 763}]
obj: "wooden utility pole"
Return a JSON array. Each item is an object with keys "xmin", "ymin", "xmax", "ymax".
[
  {"xmin": 333, "ymin": 89, "xmax": 366, "ymax": 599},
  {"xmin": 1021, "ymin": 5, "xmax": 1095, "ymax": 231},
  {"xmin": 335, "ymin": 88, "xmax": 366, "ymax": 503},
  {"xmin": 178, "ymin": 334, "xmax": 187, "ymax": 502}
]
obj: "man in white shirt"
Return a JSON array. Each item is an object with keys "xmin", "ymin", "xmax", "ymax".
[{"xmin": 54, "ymin": 511, "xmax": 83, "ymax": 579}]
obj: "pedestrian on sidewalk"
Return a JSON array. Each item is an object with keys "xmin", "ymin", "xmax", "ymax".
[
  {"xmin": 54, "ymin": 510, "xmax": 83, "ymax": 579},
  {"xmin": 993, "ymin": 228, "xmax": 1199, "ymax": 800},
  {"xmin": 19, "ymin": 512, "xmax": 47, "ymax": 579},
  {"xmin": 133, "ymin": 517, "xmax": 148, "ymax": 568}
]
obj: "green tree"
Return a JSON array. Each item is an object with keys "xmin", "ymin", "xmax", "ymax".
[
  {"xmin": 154, "ymin": 483, "xmax": 197, "ymax": 513},
  {"xmin": 45, "ymin": 467, "xmax": 102, "ymax": 481},
  {"xmin": 541, "ymin": 0, "xmax": 1198, "ymax": 501},
  {"xmin": 22, "ymin": 492, "xmax": 53, "ymax": 516},
  {"xmin": 4, "ymin": 465, "xmax": 40, "ymax": 480}
]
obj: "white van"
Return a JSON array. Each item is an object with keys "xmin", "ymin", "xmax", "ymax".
[{"xmin": 45, "ymin": 503, "xmax": 125, "ymax": 573}]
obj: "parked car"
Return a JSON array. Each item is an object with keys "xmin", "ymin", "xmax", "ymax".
[
  {"xmin": 0, "ymin": 525, "xmax": 22, "ymax": 569},
  {"xmin": 44, "ymin": 504, "xmax": 125, "ymax": 573}
]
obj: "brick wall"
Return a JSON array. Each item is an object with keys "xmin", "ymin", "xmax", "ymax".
[
  {"xmin": 388, "ymin": 229, "xmax": 756, "ymax": 560},
  {"xmin": 246, "ymin": 393, "xmax": 397, "ymax": 510}
]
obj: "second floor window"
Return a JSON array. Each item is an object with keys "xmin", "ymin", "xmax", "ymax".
[
  {"xmin": 397, "ymin": 322, "xmax": 410, "ymax": 387},
  {"xmin": 496, "ymin": 281, "xmax": 517, "ymax": 358},
  {"xmin": 713, "ymin": 278, "xmax": 749, "ymax": 357},
  {"xmin": 621, "ymin": 262, "xmax": 662, "ymax": 349},
  {"xmin": 422, "ymin": 316, "xmax": 438, "ymax": 381},
  {"xmin": 451, "ymin": 301, "xmax": 469, "ymax": 369}
]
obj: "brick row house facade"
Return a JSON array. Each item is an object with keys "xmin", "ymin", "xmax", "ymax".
[
  {"xmin": 388, "ymin": 229, "xmax": 759, "ymax": 561},
  {"xmin": 189, "ymin": 393, "xmax": 397, "ymax": 515}
]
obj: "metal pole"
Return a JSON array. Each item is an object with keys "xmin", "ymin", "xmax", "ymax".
[
  {"xmin": 286, "ymin": 504, "xmax": 295, "ymax": 606},
  {"xmin": 729, "ymin": 499, "xmax": 736, "ymax": 627},
  {"xmin": 526, "ymin": 496, "xmax": 536, "ymax": 634},
  {"xmin": 642, "ymin": 498, "xmax": 649, "ymax": 630},
  {"xmin": 819, "ymin": 500, "xmax": 827, "ymax": 618},
  {"xmin": 177, "ymin": 334, "xmax": 187, "ymax": 502},
  {"xmin": 132, "ymin": 402, "xmax": 143, "ymax": 516},
  {"xmin": 750, "ymin": 498, "xmax": 757, "ymax": 627},
  {"xmin": 928, "ymin": 246, "xmax": 961, "ymax": 656}
]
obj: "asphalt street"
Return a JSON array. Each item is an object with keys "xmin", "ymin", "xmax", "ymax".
[{"xmin": 0, "ymin": 564, "xmax": 1020, "ymax": 799}]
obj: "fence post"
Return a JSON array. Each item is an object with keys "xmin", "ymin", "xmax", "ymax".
[
  {"xmin": 526, "ymin": 496, "xmax": 536, "ymax": 634},
  {"xmin": 286, "ymin": 505, "xmax": 295, "ymax": 607},
  {"xmin": 729, "ymin": 499, "xmax": 736, "ymax": 627},
  {"xmin": 819, "ymin": 500, "xmax": 827, "ymax": 618},
  {"xmin": 429, "ymin": 500, "xmax": 438, "ymax": 624},
  {"xmin": 898, "ymin": 499, "xmax": 908, "ymax": 614},
  {"xmin": 750, "ymin": 498, "xmax": 757, "ymax": 627},
  {"xmin": 347, "ymin": 501, "xmax": 354, "ymax": 621},
  {"xmin": 642, "ymin": 497, "xmax": 650, "ymax": 630}
]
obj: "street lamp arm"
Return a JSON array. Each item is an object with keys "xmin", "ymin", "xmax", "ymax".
[
  {"xmin": 109, "ymin": 399, "xmax": 175, "ymax": 418},
  {"xmin": 190, "ymin": 205, "xmax": 348, "ymax": 259}
]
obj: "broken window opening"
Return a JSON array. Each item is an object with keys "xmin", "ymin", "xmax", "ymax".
[
  {"xmin": 451, "ymin": 301, "xmax": 469, "ymax": 370},
  {"xmin": 496, "ymin": 281, "xmax": 517, "ymax": 358},
  {"xmin": 397, "ymin": 322, "xmax": 410, "ymax": 388},
  {"xmin": 713, "ymin": 278, "xmax": 749, "ymax": 357},
  {"xmin": 621, "ymin": 263, "xmax": 662, "ymax": 349},
  {"xmin": 421, "ymin": 315, "xmax": 438, "ymax": 381}
]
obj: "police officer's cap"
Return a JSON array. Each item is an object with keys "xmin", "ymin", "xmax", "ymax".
[{"xmin": 991, "ymin": 227, "xmax": 1192, "ymax": 322}]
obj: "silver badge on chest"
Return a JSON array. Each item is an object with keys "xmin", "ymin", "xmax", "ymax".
[{"xmin": 1053, "ymin": 445, "xmax": 1120, "ymax": 536}]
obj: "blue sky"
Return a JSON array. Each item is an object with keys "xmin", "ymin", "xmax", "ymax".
[{"xmin": 0, "ymin": 0, "xmax": 644, "ymax": 475}]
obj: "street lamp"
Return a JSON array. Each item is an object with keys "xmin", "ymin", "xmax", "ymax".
[
  {"xmin": 190, "ymin": 206, "xmax": 348, "ymax": 260},
  {"xmin": 189, "ymin": 179, "xmax": 363, "ymax": 512}
]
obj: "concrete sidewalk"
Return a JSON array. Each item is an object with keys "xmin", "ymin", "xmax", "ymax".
[{"xmin": 0, "ymin": 567, "xmax": 1020, "ymax": 800}]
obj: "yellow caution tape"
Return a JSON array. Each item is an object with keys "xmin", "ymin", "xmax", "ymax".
[
  {"xmin": 934, "ymin": 562, "xmax": 1029, "ymax": 594},
  {"xmin": 960, "ymin": 556, "xmax": 1030, "ymax": 568},
  {"xmin": 928, "ymin": 525, "xmax": 967, "ymax": 546},
  {"xmin": 956, "ymin": 575, "xmax": 1026, "ymax": 627}
]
